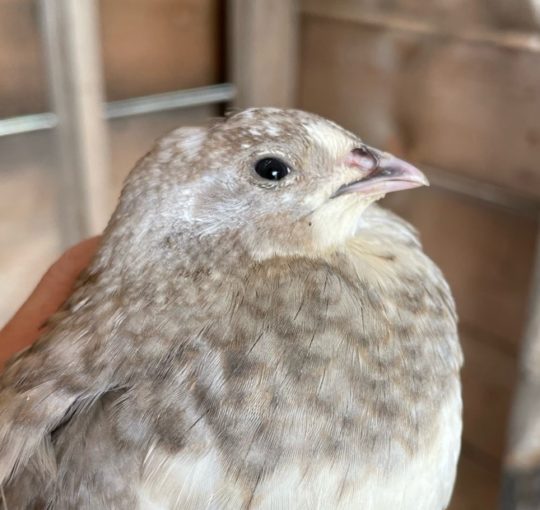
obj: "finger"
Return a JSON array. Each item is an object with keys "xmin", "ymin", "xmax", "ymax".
[
  {"xmin": 0, "ymin": 236, "xmax": 101, "ymax": 366},
  {"xmin": 39, "ymin": 236, "xmax": 102, "ymax": 307}
]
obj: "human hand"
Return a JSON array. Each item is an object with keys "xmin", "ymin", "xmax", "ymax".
[{"xmin": 0, "ymin": 237, "xmax": 101, "ymax": 367}]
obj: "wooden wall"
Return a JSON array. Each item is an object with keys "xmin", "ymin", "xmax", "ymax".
[
  {"xmin": 0, "ymin": 0, "xmax": 46, "ymax": 116},
  {"xmin": 298, "ymin": 1, "xmax": 540, "ymax": 507},
  {"xmin": 0, "ymin": 0, "xmax": 223, "ymax": 117},
  {"xmin": 100, "ymin": 0, "xmax": 224, "ymax": 101}
]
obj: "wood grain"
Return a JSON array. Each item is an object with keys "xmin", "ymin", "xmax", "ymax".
[
  {"xmin": 228, "ymin": 0, "xmax": 297, "ymax": 107},
  {"xmin": 0, "ymin": 0, "xmax": 222, "ymax": 117},
  {"xmin": 100, "ymin": 0, "xmax": 223, "ymax": 100},
  {"xmin": 302, "ymin": 0, "xmax": 540, "ymax": 42},
  {"xmin": 0, "ymin": 0, "xmax": 48, "ymax": 116},
  {"xmin": 460, "ymin": 329, "xmax": 518, "ymax": 463},
  {"xmin": 448, "ymin": 455, "xmax": 500, "ymax": 510}
]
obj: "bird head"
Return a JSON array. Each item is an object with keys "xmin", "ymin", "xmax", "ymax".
[{"xmin": 112, "ymin": 108, "xmax": 427, "ymax": 263}]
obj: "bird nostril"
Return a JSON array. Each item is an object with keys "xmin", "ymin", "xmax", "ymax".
[{"xmin": 349, "ymin": 147, "xmax": 380, "ymax": 172}]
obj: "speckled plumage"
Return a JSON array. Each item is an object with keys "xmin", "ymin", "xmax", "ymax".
[{"xmin": 0, "ymin": 108, "xmax": 462, "ymax": 509}]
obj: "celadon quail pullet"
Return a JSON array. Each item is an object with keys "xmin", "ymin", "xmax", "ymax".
[{"xmin": 0, "ymin": 108, "xmax": 462, "ymax": 509}]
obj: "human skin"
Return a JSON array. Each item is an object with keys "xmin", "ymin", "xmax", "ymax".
[{"xmin": 0, "ymin": 237, "xmax": 101, "ymax": 367}]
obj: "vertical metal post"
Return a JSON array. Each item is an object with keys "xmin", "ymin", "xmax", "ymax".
[
  {"xmin": 228, "ymin": 0, "xmax": 298, "ymax": 108},
  {"xmin": 40, "ymin": 0, "xmax": 110, "ymax": 247}
]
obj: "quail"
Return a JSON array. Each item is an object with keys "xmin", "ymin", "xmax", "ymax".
[{"xmin": 0, "ymin": 108, "xmax": 462, "ymax": 509}]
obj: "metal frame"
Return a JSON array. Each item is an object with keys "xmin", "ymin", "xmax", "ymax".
[
  {"xmin": 41, "ymin": 0, "xmax": 110, "ymax": 244},
  {"xmin": 0, "ymin": 84, "xmax": 236, "ymax": 138}
]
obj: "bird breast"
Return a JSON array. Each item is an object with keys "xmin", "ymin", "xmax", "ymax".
[{"xmin": 135, "ymin": 242, "xmax": 462, "ymax": 509}]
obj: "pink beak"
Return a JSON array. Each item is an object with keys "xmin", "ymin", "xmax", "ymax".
[{"xmin": 333, "ymin": 149, "xmax": 429, "ymax": 198}]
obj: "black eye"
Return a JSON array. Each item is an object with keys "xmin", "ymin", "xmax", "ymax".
[{"xmin": 254, "ymin": 158, "xmax": 290, "ymax": 181}]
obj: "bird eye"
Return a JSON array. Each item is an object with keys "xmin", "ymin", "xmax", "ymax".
[{"xmin": 254, "ymin": 157, "xmax": 290, "ymax": 181}]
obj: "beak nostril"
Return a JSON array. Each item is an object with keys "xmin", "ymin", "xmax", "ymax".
[{"xmin": 350, "ymin": 146, "xmax": 380, "ymax": 171}]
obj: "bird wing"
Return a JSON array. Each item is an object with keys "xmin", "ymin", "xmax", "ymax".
[
  {"xmin": 0, "ymin": 351, "xmax": 101, "ymax": 487},
  {"xmin": 0, "ymin": 309, "xmax": 119, "ymax": 489}
]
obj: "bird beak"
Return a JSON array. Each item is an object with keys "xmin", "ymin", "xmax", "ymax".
[{"xmin": 333, "ymin": 152, "xmax": 429, "ymax": 198}]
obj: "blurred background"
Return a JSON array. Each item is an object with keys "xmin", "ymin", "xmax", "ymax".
[{"xmin": 1, "ymin": 0, "xmax": 540, "ymax": 508}]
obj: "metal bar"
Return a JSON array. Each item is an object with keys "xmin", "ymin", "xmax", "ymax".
[
  {"xmin": 0, "ymin": 83, "xmax": 236, "ymax": 138},
  {"xmin": 0, "ymin": 112, "xmax": 58, "ymax": 137},
  {"xmin": 106, "ymin": 83, "xmax": 236, "ymax": 119},
  {"xmin": 41, "ymin": 0, "xmax": 110, "ymax": 246}
]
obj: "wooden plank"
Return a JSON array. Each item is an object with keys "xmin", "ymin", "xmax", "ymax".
[
  {"xmin": 228, "ymin": 0, "xmax": 298, "ymax": 107},
  {"xmin": 448, "ymin": 455, "xmax": 500, "ymax": 510},
  {"xmin": 460, "ymin": 329, "xmax": 519, "ymax": 463},
  {"xmin": 0, "ymin": 0, "xmax": 48, "ymax": 116},
  {"xmin": 41, "ymin": 0, "xmax": 111, "ymax": 245},
  {"xmin": 298, "ymin": 14, "xmax": 540, "ymax": 200},
  {"xmin": 100, "ymin": 0, "xmax": 222, "ymax": 100},
  {"xmin": 383, "ymin": 187, "xmax": 537, "ymax": 352},
  {"xmin": 302, "ymin": 0, "xmax": 540, "ymax": 50}
]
